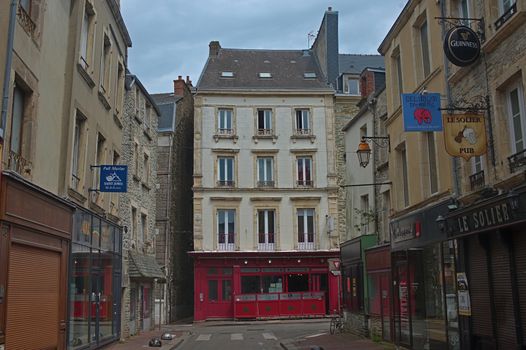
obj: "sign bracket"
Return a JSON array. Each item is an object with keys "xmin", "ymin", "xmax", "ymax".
[
  {"xmin": 435, "ymin": 16, "xmax": 485, "ymax": 42},
  {"xmin": 439, "ymin": 94, "xmax": 490, "ymax": 114}
]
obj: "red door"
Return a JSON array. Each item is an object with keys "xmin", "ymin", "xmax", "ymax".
[{"xmin": 206, "ymin": 278, "xmax": 233, "ymax": 318}]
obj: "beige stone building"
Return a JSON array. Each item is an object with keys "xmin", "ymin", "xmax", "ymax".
[
  {"xmin": 378, "ymin": 0, "xmax": 455, "ymax": 347},
  {"xmin": 439, "ymin": 0, "xmax": 526, "ymax": 348},
  {"xmin": 0, "ymin": 1, "xmax": 132, "ymax": 349}
]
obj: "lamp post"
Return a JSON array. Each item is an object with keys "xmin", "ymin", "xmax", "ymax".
[{"xmin": 356, "ymin": 136, "xmax": 390, "ymax": 168}]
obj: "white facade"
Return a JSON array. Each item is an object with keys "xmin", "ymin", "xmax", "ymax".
[
  {"xmin": 343, "ymin": 108, "xmax": 375, "ymax": 240},
  {"xmin": 194, "ymin": 92, "xmax": 340, "ymax": 252}
]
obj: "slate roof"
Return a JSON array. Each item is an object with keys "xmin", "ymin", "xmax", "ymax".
[
  {"xmin": 339, "ymin": 54, "xmax": 385, "ymax": 75},
  {"xmin": 151, "ymin": 93, "xmax": 180, "ymax": 131},
  {"xmin": 128, "ymin": 251, "xmax": 165, "ymax": 282},
  {"xmin": 197, "ymin": 48, "xmax": 331, "ymax": 91}
]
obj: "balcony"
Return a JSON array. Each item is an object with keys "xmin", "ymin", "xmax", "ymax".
[
  {"xmin": 257, "ymin": 180, "xmax": 275, "ymax": 188},
  {"xmin": 257, "ymin": 128, "xmax": 273, "ymax": 136},
  {"xmin": 294, "ymin": 128, "xmax": 311, "ymax": 136},
  {"xmin": 217, "ymin": 180, "xmax": 235, "ymax": 187},
  {"xmin": 298, "ymin": 233, "xmax": 314, "ymax": 250},
  {"xmin": 17, "ymin": 4, "xmax": 36, "ymax": 36},
  {"xmin": 258, "ymin": 232, "xmax": 275, "ymax": 251},
  {"xmin": 508, "ymin": 149, "xmax": 526, "ymax": 173},
  {"xmin": 296, "ymin": 180, "xmax": 313, "ymax": 187},
  {"xmin": 214, "ymin": 128, "xmax": 238, "ymax": 143},
  {"xmin": 218, "ymin": 232, "xmax": 235, "ymax": 251},
  {"xmin": 469, "ymin": 170, "xmax": 485, "ymax": 191},
  {"xmin": 7, "ymin": 150, "xmax": 32, "ymax": 176},
  {"xmin": 495, "ymin": 3, "xmax": 517, "ymax": 30}
]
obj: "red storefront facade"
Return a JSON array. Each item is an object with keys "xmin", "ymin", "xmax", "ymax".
[{"xmin": 191, "ymin": 251, "xmax": 340, "ymax": 321}]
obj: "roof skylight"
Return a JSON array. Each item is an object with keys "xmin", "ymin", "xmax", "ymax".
[
  {"xmin": 221, "ymin": 71, "xmax": 234, "ymax": 77},
  {"xmin": 258, "ymin": 72, "xmax": 272, "ymax": 78},
  {"xmin": 304, "ymin": 72, "xmax": 317, "ymax": 78}
]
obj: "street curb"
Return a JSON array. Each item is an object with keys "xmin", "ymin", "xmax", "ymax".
[
  {"xmin": 279, "ymin": 342, "xmax": 289, "ymax": 350},
  {"xmin": 169, "ymin": 338, "xmax": 184, "ymax": 350}
]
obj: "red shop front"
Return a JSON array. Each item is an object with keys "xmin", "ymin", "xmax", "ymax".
[{"xmin": 190, "ymin": 251, "xmax": 340, "ymax": 321}]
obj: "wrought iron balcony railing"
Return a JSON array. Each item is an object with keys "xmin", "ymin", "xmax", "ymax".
[
  {"xmin": 257, "ymin": 180, "xmax": 275, "ymax": 188},
  {"xmin": 7, "ymin": 150, "xmax": 32, "ymax": 175},
  {"xmin": 508, "ymin": 149, "xmax": 526, "ymax": 173},
  {"xmin": 257, "ymin": 128, "xmax": 273, "ymax": 136},
  {"xmin": 469, "ymin": 170, "xmax": 485, "ymax": 191},
  {"xmin": 296, "ymin": 180, "xmax": 313, "ymax": 187},
  {"xmin": 294, "ymin": 128, "xmax": 311, "ymax": 136},
  {"xmin": 217, "ymin": 180, "xmax": 235, "ymax": 187},
  {"xmin": 495, "ymin": 3, "xmax": 517, "ymax": 30},
  {"xmin": 17, "ymin": 4, "xmax": 36, "ymax": 36}
]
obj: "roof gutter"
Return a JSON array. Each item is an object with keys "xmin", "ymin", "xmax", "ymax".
[{"xmin": 1, "ymin": 0, "xmax": 17, "ymax": 142}]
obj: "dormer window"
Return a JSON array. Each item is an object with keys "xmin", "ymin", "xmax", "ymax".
[
  {"xmin": 259, "ymin": 72, "xmax": 272, "ymax": 78},
  {"xmin": 221, "ymin": 71, "xmax": 234, "ymax": 78},
  {"xmin": 304, "ymin": 72, "xmax": 317, "ymax": 79},
  {"xmin": 346, "ymin": 78, "xmax": 360, "ymax": 95}
]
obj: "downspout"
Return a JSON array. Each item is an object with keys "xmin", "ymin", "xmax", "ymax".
[
  {"xmin": 1, "ymin": 0, "xmax": 18, "ymax": 142},
  {"xmin": 440, "ymin": 0, "xmax": 460, "ymax": 197}
]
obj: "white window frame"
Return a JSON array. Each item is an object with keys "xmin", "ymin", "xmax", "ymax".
[
  {"xmin": 217, "ymin": 108, "xmax": 233, "ymax": 135},
  {"xmin": 257, "ymin": 209, "xmax": 275, "ymax": 251},
  {"xmin": 257, "ymin": 109, "xmax": 273, "ymax": 135},
  {"xmin": 499, "ymin": 0, "xmax": 516, "ymax": 15},
  {"xmin": 295, "ymin": 109, "xmax": 311, "ymax": 135},
  {"xmin": 217, "ymin": 156, "xmax": 234, "ymax": 186},
  {"xmin": 296, "ymin": 156, "xmax": 313, "ymax": 187},
  {"xmin": 257, "ymin": 157, "xmax": 274, "ymax": 187},
  {"xmin": 217, "ymin": 209, "xmax": 235, "ymax": 251},
  {"xmin": 346, "ymin": 77, "xmax": 360, "ymax": 95},
  {"xmin": 507, "ymin": 81, "xmax": 526, "ymax": 154},
  {"xmin": 297, "ymin": 208, "xmax": 315, "ymax": 250}
]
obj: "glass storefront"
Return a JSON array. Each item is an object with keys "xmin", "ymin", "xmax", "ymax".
[
  {"xmin": 68, "ymin": 209, "xmax": 122, "ymax": 349},
  {"xmin": 393, "ymin": 245, "xmax": 447, "ymax": 350}
]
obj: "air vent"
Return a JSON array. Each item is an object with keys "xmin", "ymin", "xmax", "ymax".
[
  {"xmin": 221, "ymin": 71, "xmax": 234, "ymax": 77},
  {"xmin": 304, "ymin": 72, "xmax": 316, "ymax": 78},
  {"xmin": 258, "ymin": 72, "xmax": 272, "ymax": 78}
]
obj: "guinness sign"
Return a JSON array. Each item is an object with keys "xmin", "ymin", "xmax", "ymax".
[{"xmin": 443, "ymin": 26, "xmax": 481, "ymax": 67}]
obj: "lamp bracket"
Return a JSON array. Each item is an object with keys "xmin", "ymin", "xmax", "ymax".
[{"xmin": 361, "ymin": 135, "xmax": 390, "ymax": 151}]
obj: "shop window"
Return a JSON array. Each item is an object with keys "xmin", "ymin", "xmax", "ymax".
[
  {"xmin": 262, "ymin": 275, "xmax": 283, "ymax": 293},
  {"xmin": 241, "ymin": 276, "xmax": 260, "ymax": 294},
  {"xmin": 287, "ymin": 274, "xmax": 309, "ymax": 292},
  {"xmin": 208, "ymin": 280, "xmax": 218, "ymax": 301}
]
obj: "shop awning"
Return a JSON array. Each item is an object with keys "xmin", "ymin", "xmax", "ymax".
[{"xmin": 128, "ymin": 252, "xmax": 166, "ymax": 282}]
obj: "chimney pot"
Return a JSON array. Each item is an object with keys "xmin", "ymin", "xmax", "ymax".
[{"xmin": 328, "ymin": 6, "xmax": 332, "ymax": 11}]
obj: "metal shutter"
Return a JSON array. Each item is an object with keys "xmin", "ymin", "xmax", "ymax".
[
  {"xmin": 514, "ymin": 231, "xmax": 526, "ymax": 345},
  {"xmin": 6, "ymin": 243, "xmax": 61, "ymax": 350},
  {"xmin": 490, "ymin": 234, "xmax": 517, "ymax": 348},
  {"xmin": 467, "ymin": 236, "xmax": 493, "ymax": 338}
]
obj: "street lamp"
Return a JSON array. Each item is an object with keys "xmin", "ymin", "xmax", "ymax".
[
  {"xmin": 356, "ymin": 135, "xmax": 390, "ymax": 168},
  {"xmin": 356, "ymin": 139, "xmax": 371, "ymax": 168}
]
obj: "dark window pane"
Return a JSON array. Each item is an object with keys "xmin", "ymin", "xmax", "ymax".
[
  {"xmin": 241, "ymin": 276, "xmax": 260, "ymax": 294},
  {"xmin": 222, "ymin": 280, "xmax": 232, "ymax": 301},
  {"xmin": 208, "ymin": 280, "xmax": 218, "ymax": 301}
]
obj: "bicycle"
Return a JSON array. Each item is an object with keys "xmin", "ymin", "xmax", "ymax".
[{"xmin": 329, "ymin": 312, "xmax": 344, "ymax": 334}]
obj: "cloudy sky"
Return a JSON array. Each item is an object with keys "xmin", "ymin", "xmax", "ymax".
[{"xmin": 121, "ymin": 0, "xmax": 407, "ymax": 93}]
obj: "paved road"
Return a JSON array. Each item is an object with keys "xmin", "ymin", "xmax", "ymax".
[{"xmin": 177, "ymin": 320, "xmax": 331, "ymax": 350}]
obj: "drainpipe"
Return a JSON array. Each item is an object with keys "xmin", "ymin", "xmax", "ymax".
[
  {"xmin": 440, "ymin": 0, "xmax": 460, "ymax": 197},
  {"xmin": 1, "ymin": 0, "xmax": 17, "ymax": 143}
]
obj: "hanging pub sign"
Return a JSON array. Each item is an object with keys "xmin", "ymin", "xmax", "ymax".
[
  {"xmin": 443, "ymin": 113, "xmax": 487, "ymax": 160},
  {"xmin": 402, "ymin": 93, "xmax": 442, "ymax": 132},
  {"xmin": 443, "ymin": 26, "xmax": 481, "ymax": 67},
  {"xmin": 100, "ymin": 165, "xmax": 128, "ymax": 192}
]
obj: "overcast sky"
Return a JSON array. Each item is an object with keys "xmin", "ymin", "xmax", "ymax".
[{"xmin": 121, "ymin": 1, "xmax": 407, "ymax": 93}]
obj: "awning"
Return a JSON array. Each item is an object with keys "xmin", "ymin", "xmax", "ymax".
[{"xmin": 128, "ymin": 251, "xmax": 166, "ymax": 283}]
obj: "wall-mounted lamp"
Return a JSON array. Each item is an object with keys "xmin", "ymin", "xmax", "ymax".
[
  {"xmin": 356, "ymin": 135, "xmax": 390, "ymax": 168},
  {"xmin": 297, "ymin": 259, "xmax": 301, "ymax": 263},
  {"xmin": 244, "ymin": 260, "xmax": 248, "ymax": 265},
  {"xmin": 268, "ymin": 259, "xmax": 272, "ymax": 264}
]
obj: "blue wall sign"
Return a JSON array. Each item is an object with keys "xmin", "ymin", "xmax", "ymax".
[
  {"xmin": 100, "ymin": 165, "xmax": 128, "ymax": 192},
  {"xmin": 402, "ymin": 93, "xmax": 442, "ymax": 132}
]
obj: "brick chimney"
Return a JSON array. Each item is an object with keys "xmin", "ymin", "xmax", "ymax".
[
  {"xmin": 209, "ymin": 41, "xmax": 221, "ymax": 57},
  {"xmin": 186, "ymin": 75, "xmax": 192, "ymax": 87},
  {"xmin": 174, "ymin": 75, "xmax": 185, "ymax": 96}
]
